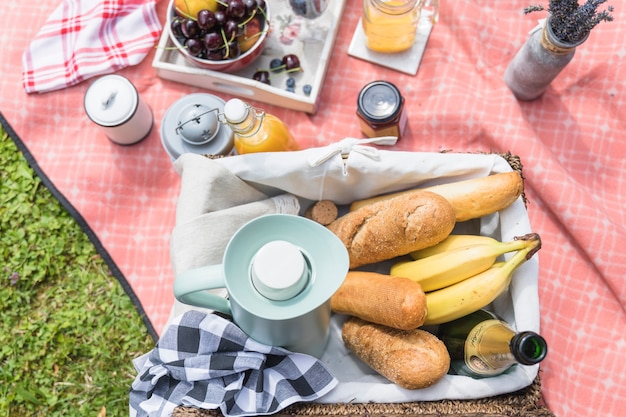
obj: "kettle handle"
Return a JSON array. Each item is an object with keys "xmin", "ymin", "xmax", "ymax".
[{"xmin": 173, "ymin": 264, "xmax": 231, "ymax": 315}]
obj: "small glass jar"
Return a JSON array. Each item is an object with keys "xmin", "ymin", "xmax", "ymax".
[
  {"xmin": 362, "ymin": 0, "xmax": 422, "ymax": 53},
  {"xmin": 357, "ymin": 81, "xmax": 408, "ymax": 139}
]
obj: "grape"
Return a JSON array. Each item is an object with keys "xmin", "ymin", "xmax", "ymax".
[
  {"xmin": 203, "ymin": 31, "xmax": 223, "ymax": 50},
  {"xmin": 197, "ymin": 9, "xmax": 217, "ymax": 31},
  {"xmin": 253, "ymin": 70, "xmax": 270, "ymax": 84}
]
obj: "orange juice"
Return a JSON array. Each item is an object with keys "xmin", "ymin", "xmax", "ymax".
[
  {"xmin": 222, "ymin": 99, "xmax": 299, "ymax": 154},
  {"xmin": 362, "ymin": 0, "xmax": 421, "ymax": 53}
]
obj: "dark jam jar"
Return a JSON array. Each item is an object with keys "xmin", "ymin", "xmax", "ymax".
[{"xmin": 357, "ymin": 80, "xmax": 407, "ymax": 139}]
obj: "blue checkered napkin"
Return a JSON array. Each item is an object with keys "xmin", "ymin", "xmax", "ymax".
[{"xmin": 129, "ymin": 310, "xmax": 338, "ymax": 417}]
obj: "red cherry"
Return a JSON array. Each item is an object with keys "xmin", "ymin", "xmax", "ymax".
[{"xmin": 282, "ymin": 54, "xmax": 301, "ymax": 71}]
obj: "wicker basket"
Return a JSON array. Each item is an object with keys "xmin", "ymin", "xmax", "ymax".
[{"xmin": 173, "ymin": 152, "xmax": 554, "ymax": 417}]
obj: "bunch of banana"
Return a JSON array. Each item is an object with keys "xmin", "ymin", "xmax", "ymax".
[{"xmin": 389, "ymin": 233, "xmax": 542, "ymax": 325}]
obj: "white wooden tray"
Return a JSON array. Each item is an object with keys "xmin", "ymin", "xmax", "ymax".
[{"xmin": 152, "ymin": 0, "xmax": 347, "ymax": 114}]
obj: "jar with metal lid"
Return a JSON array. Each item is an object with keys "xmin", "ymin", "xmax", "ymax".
[
  {"xmin": 160, "ymin": 93, "xmax": 234, "ymax": 161},
  {"xmin": 356, "ymin": 81, "xmax": 408, "ymax": 139},
  {"xmin": 362, "ymin": 0, "xmax": 422, "ymax": 53}
]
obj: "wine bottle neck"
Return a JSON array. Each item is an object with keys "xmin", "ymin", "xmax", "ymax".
[{"xmin": 510, "ymin": 331, "xmax": 548, "ymax": 365}]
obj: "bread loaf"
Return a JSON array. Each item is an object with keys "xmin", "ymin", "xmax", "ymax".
[
  {"xmin": 342, "ymin": 317, "xmax": 450, "ymax": 389},
  {"xmin": 331, "ymin": 271, "xmax": 427, "ymax": 330},
  {"xmin": 349, "ymin": 171, "xmax": 524, "ymax": 222},
  {"xmin": 327, "ymin": 191, "xmax": 455, "ymax": 268}
]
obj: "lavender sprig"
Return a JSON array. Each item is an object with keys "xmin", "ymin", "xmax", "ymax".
[{"xmin": 524, "ymin": 0, "xmax": 614, "ymax": 44}]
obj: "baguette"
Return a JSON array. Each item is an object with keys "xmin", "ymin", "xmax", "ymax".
[
  {"xmin": 349, "ymin": 171, "xmax": 524, "ymax": 222},
  {"xmin": 331, "ymin": 271, "xmax": 427, "ymax": 330},
  {"xmin": 327, "ymin": 190, "xmax": 455, "ymax": 268},
  {"xmin": 342, "ymin": 317, "xmax": 450, "ymax": 389}
]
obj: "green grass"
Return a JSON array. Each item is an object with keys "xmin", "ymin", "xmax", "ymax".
[{"xmin": 0, "ymin": 124, "xmax": 155, "ymax": 416}]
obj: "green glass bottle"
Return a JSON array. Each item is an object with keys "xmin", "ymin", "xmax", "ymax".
[{"xmin": 437, "ymin": 310, "xmax": 548, "ymax": 378}]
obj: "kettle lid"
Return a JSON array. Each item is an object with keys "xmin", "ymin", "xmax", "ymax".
[{"xmin": 223, "ymin": 214, "xmax": 349, "ymax": 320}]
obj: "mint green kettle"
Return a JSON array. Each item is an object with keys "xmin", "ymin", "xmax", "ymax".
[{"xmin": 174, "ymin": 214, "xmax": 349, "ymax": 358}]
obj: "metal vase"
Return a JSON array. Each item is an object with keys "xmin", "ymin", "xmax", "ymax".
[{"xmin": 504, "ymin": 16, "xmax": 588, "ymax": 101}]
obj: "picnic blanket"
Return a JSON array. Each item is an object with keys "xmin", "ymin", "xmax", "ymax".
[{"xmin": 1, "ymin": 1, "xmax": 624, "ymax": 416}]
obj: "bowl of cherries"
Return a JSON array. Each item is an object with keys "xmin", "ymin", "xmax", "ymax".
[{"xmin": 168, "ymin": 0, "xmax": 270, "ymax": 73}]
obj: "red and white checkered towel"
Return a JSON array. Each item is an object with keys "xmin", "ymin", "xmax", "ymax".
[{"xmin": 22, "ymin": 0, "xmax": 161, "ymax": 94}]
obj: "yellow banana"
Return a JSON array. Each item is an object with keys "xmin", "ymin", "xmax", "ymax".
[
  {"xmin": 423, "ymin": 238, "xmax": 541, "ymax": 326},
  {"xmin": 390, "ymin": 233, "xmax": 541, "ymax": 292},
  {"xmin": 409, "ymin": 234, "xmax": 499, "ymax": 259}
]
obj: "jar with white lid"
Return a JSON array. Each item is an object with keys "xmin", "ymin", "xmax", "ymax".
[{"xmin": 84, "ymin": 74, "xmax": 153, "ymax": 145}]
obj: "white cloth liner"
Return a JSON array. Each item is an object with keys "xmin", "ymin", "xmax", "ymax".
[{"xmin": 167, "ymin": 137, "xmax": 540, "ymax": 404}]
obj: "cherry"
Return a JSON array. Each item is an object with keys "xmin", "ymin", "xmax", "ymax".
[
  {"xmin": 256, "ymin": 0, "xmax": 267, "ymax": 12},
  {"xmin": 223, "ymin": 19, "xmax": 240, "ymax": 40},
  {"xmin": 203, "ymin": 31, "xmax": 223, "ymax": 50},
  {"xmin": 197, "ymin": 9, "xmax": 217, "ymax": 31},
  {"xmin": 225, "ymin": 41, "xmax": 241, "ymax": 59},
  {"xmin": 253, "ymin": 70, "xmax": 270, "ymax": 85},
  {"xmin": 250, "ymin": 54, "xmax": 306, "ymax": 86},
  {"xmin": 171, "ymin": 0, "xmax": 267, "ymax": 63},
  {"xmin": 181, "ymin": 18, "xmax": 201, "ymax": 38},
  {"xmin": 243, "ymin": 0, "xmax": 258, "ymax": 16},
  {"xmin": 227, "ymin": 0, "xmax": 246, "ymax": 19},
  {"xmin": 282, "ymin": 54, "xmax": 301, "ymax": 71},
  {"xmin": 171, "ymin": 17, "xmax": 184, "ymax": 37},
  {"xmin": 206, "ymin": 49, "xmax": 226, "ymax": 60},
  {"xmin": 214, "ymin": 10, "xmax": 227, "ymax": 26},
  {"xmin": 185, "ymin": 38, "xmax": 204, "ymax": 57}
]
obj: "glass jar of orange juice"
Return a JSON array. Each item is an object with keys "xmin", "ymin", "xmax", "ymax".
[
  {"xmin": 221, "ymin": 99, "xmax": 299, "ymax": 154},
  {"xmin": 362, "ymin": 0, "xmax": 422, "ymax": 53}
]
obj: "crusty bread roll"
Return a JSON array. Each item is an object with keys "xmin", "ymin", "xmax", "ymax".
[
  {"xmin": 349, "ymin": 171, "xmax": 524, "ymax": 222},
  {"xmin": 331, "ymin": 271, "xmax": 427, "ymax": 330},
  {"xmin": 327, "ymin": 190, "xmax": 456, "ymax": 268},
  {"xmin": 342, "ymin": 317, "xmax": 450, "ymax": 389}
]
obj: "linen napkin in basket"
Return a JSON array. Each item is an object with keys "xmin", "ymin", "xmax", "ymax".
[
  {"xmin": 22, "ymin": 0, "xmax": 161, "ymax": 93},
  {"xmin": 129, "ymin": 310, "xmax": 338, "ymax": 417}
]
